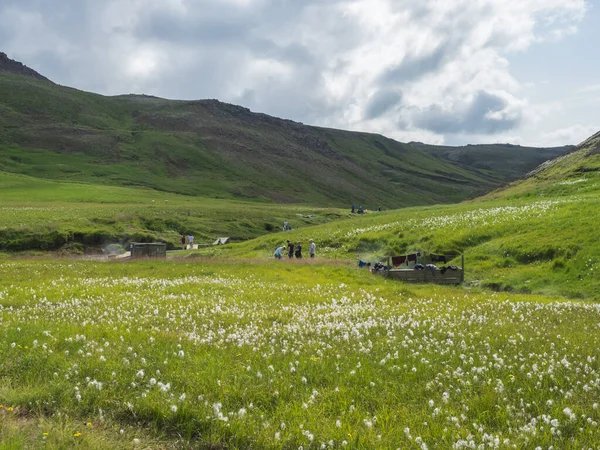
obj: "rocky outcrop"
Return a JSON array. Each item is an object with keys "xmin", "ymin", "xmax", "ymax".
[
  {"xmin": 0, "ymin": 52, "xmax": 52, "ymax": 82},
  {"xmin": 579, "ymin": 130, "xmax": 600, "ymax": 155}
]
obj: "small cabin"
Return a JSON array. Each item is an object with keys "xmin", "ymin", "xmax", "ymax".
[{"xmin": 130, "ymin": 243, "xmax": 167, "ymax": 259}]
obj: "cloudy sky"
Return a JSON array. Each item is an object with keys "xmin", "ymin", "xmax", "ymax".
[{"xmin": 1, "ymin": 0, "xmax": 598, "ymax": 146}]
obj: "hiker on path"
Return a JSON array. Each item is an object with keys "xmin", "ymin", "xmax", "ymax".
[
  {"xmin": 295, "ymin": 242, "xmax": 303, "ymax": 259},
  {"xmin": 287, "ymin": 240, "xmax": 294, "ymax": 259},
  {"xmin": 283, "ymin": 220, "xmax": 288, "ymax": 231},
  {"xmin": 274, "ymin": 245, "xmax": 285, "ymax": 259},
  {"xmin": 188, "ymin": 234, "xmax": 194, "ymax": 249},
  {"xmin": 180, "ymin": 235, "xmax": 186, "ymax": 250},
  {"xmin": 309, "ymin": 239, "xmax": 316, "ymax": 258},
  {"xmin": 351, "ymin": 204, "xmax": 355, "ymax": 213}
]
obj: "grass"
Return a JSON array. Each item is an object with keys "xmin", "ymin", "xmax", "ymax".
[
  {"xmin": 2, "ymin": 139, "xmax": 600, "ymax": 299},
  {"xmin": 1, "ymin": 259, "xmax": 600, "ymax": 448},
  {"xmin": 194, "ymin": 195, "xmax": 600, "ymax": 298},
  {"xmin": 0, "ymin": 171, "xmax": 346, "ymax": 252},
  {"xmin": 189, "ymin": 142, "xmax": 600, "ymax": 300},
  {"xmin": 1, "ymin": 71, "xmax": 599, "ymax": 448}
]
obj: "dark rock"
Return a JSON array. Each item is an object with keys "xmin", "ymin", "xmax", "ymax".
[{"xmin": 0, "ymin": 51, "xmax": 52, "ymax": 83}]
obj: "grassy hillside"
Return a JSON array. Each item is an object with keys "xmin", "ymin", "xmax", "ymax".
[
  {"xmin": 0, "ymin": 171, "xmax": 345, "ymax": 252},
  {"xmin": 411, "ymin": 141, "xmax": 571, "ymax": 180},
  {"xmin": 0, "ymin": 69, "xmax": 568, "ymax": 208},
  {"xmin": 2, "ymin": 130, "xmax": 598, "ymax": 299},
  {"xmin": 198, "ymin": 131, "xmax": 600, "ymax": 300}
]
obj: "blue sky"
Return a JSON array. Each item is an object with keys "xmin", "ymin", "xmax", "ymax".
[
  {"xmin": 505, "ymin": 2, "xmax": 600, "ymax": 146},
  {"xmin": 0, "ymin": 0, "xmax": 597, "ymax": 147}
]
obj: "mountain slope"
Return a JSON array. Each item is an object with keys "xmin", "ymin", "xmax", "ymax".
[
  {"xmin": 0, "ymin": 53, "xmax": 570, "ymax": 207},
  {"xmin": 205, "ymin": 129, "xmax": 600, "ymax": 299},
  {"xmin": 410, "ymin": 141, "xmax": 571, "ymax": 181},
  {"xmin": 483, "ymin": 130, "xmax": 600, "ymax": 200}
]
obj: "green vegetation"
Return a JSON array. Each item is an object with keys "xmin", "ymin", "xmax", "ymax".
[
  {"xmin": 2, "ymin": 133, "xmax": 599, "ymax": 299},
  {"xmin": 0, "ymin": 171, "xmax": 344, "ymax": 252},
  {"xmin": 2, "ymin": 260, "xmax": 600, "ymax": 449},
  {"xmin": 1, "ymin": 130, "xmax": 599, "ymax": 448},
  {"xmin": 0, "ymin": 71, "xmax": 568, "ymax": 207},
  {"xmin": 1, "ymin": 56, "xmax": 599, "ymax": 449},
  {"xmin": 196, "ymin": 137, "xmax": 600, "ymax": 300},
  {"xmin": 413, "ymin": 141, "xmax": 572, "ymax": 181}
]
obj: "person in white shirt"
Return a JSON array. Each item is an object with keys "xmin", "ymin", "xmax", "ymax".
[
  {"xmin": 309, "ymin": 239, "xmax": 316, "ymax": 258},
  {"xmin": 274, "ymin": 246, "xmax": 285, "ymax": 259}
]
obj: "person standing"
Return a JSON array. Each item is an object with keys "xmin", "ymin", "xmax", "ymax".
[
  {"xmin": 287, "ymin": 240, "xmax": 294, "ymax": 259},
  {"xmin": 274, "ymin": 245, "xmax": 285, "ymax": 259},
  {"xmin": 309, "ymin": 239, "xmax": 316, "ymax": 258},
  {"xmin": 188, "ymin": 234, "xmax": 194, "ymax": 249},
  {"xmin": 295, "ymin": 242, "xmax": 303, "ymax": 259},
  {"xmin": 180, "ymin": 235, "xmax": 186, "ymax": 250},
  {"xmin": 283, "ymin": 220, "xmax": 288, "ymax": 231}
]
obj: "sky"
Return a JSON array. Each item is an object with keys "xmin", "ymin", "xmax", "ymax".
[{"xmin": 0, "ymin": 0, "xmax": 598, "ymax": 147}]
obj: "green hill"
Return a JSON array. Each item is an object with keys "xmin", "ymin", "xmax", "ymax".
[
  {"xmin": 0, "ymin": 52, "xmax": 569, "ymax": 208},
  {"xmin": 410, "ymin": 141, "xmax": 571, "ymax": 181},
  {"xmin": 205, "ymin": 130, "xmax": 600, "ymax": 300}
]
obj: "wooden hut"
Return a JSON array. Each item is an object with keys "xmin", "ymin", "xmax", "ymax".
[{"xmin": 130, "ymin": 243, "xmax": 167, "ymax": 259}]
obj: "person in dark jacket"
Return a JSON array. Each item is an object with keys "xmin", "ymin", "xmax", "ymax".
[
  {"xmin": 294, "ymin": 242, "xmax": 303, "ymax": 259},
  {"xmin": 287, "ymin": 240, "xmax": 294, "ymax": 259}
]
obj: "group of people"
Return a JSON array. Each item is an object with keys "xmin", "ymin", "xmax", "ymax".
[
  {"xmin": 351, "ymin": 204, "xmax": 382, "ymax": 214},
  {"xmin": 180, "ymin": 235, "xmax": 195, "ymax": 249},
  {"xmin": 274, "ymin": 239, "xmax": 316, "ymax": 259}
]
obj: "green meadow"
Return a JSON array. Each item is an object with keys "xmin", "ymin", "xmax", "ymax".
[
  {"xmin": 1, "ymin": 260, "xmax": 600, "ymax": 449},
  {"xmin": 0, "ymin": 171, "xmax": 345, "ymax": 252},
  {"xmin": 194, "ymin": 145, "xmax": 600, "ymax": 300},
  {"xmin": 2, "ymin": 137, "xmax": 600, "ymax": 448}
]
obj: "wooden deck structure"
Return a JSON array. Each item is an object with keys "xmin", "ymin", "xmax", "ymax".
[{"xmin": 373, "ymin": 253, "xmax": 464, "ymax": 285}]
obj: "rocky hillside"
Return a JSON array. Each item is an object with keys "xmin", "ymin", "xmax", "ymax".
[{"xmin": 0, "ymin": 52, "xmax": 52, "ymax": 82}]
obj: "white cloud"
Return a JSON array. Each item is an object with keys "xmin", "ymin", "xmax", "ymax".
[
  {"xmin": 0, "ymin": 0, "xmax": 592, "ymax": 145},
  {"xmin": 534, "ymin": 124, "xmax": 599, "ymax": 147},
  {"xmin": 576, "ymin": 83, "xmax": 600, "ymax": 94}
]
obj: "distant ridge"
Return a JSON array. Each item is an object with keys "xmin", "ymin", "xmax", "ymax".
[{"xmin": 0, "ymin": 51, "xmax": 52, "ymax": 83}]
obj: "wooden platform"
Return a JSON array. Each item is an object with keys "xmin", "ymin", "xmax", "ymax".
[
  {"xmin": 375, "ymin": 267, "xmax": 464, "ymax": 285},
  {"xmin": 372, "ymin": 253, "xmax": 464, "ymax": 285}
]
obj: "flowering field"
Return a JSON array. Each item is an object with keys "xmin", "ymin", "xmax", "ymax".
[
  {"xmin": 1, "ymin": 260, "xmax": 599, "ymax": 448},
  {"xmin": 197, "ymin": 145, "xmax": 600, "ymax": 300}
]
